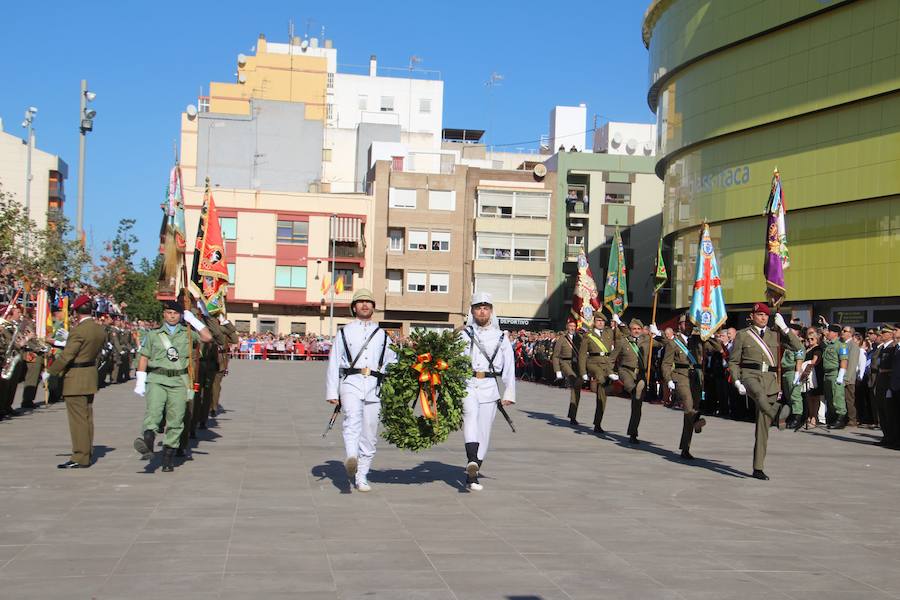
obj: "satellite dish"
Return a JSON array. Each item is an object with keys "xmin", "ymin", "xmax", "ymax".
[
  {"xmin": 626, "ymin": 138, "xmax": 637, "ymax": 154},
  {"xmin": 186, "ymin": 104, "xmax": 198, "ymax": 119},
  {"xmin": 237, "ymin": 53, "xmax": 247, "ymax": 66},
  {"xmin": 611, "ymin": 132, "xmax": 623, "ymax": 146},
  {"xmin": 643, "ymin": 141, "xmax": 653, "ymax": 154},
  {"xmin": 300, "ymin": 38, "xmax": 309, "ymax": 50},
  {"xmin": 238, "ymin": 73, "xmax": 247, "ymax": 84},
  {"xmin": 533, "ymin": 163, "xmax": 547, "ymax": 178}
]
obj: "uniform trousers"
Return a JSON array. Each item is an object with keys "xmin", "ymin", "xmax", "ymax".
[
  {"xmin": 619, "ymin": 368, "xmax": 645, "ymax": 437},
  {"xmin": 340, "ymin": 385, "xmax": 381, "ymax": 480},
  {"xmin": 559, "ymin": 362, "xmax": 581, "ymax": 419},
  {"xmin": 210, "ymin": 371, "xmax": 225, "ymax": 413},
  {"xmin": 583, "ymin": 362, "xmax": 610, "ymax": 426},
  {"xmin": 844, "ymin": 383, "xmax": 857, "ymax": 423},
  {"xmin": 463, "ymin": 393, "xmax": 498, "ymax": 461},
  {"xmin": 743, "ymin": 373, "xmax": 780, "ymax": 471},
  {"xmin": 65, "ymin": 394, "xmax": 94, "ymax": 466},
  {"xmin": 22, "ymin": 356, "xmax": 44, "ymax": 406},
  {"xmin": 671, "ymin": 370, "xmax": 701, "ymax": 451},
  {"xmin": 782, "ymin": 372, "xmax": 803, "ymax": 416},
  {"xmin": 823, "ymin": 372, "xmax": 846, "ymax": 419},
  {"xmin": 143, "ymin": 382, "xmax": 190, "ymax": 448}
]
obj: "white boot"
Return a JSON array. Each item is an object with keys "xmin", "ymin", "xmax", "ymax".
[
  {"xmin": 356, "ymin": 477, "xmax": 372, "ymax": 492},
  {"xmin": 467, "ymin": 480, "xmax": 483, "ymax": 491}
]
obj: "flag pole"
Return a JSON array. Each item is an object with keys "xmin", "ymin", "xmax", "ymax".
[{"xmin": 645, "ymin": 291, "xmax": 658, "ymax": 385}]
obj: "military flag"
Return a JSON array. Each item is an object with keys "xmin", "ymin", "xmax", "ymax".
[
  {"xmin": 157, "ymin": 164, "xmax": 188, "ymax": 298},
  {"xmin": 764, "ymin": 169, "xmax": 789, "ymax": 308},
  {"xmin": 569, "ymin": 248, "xmax": 602, "ymax": 329},
  {"xmin": 603, "ymin": 226, "xmax": 628, "ymax": 316},
  {"xmin": 653, "ymin": 236, "xmax": 668, "ymax": 295},
  {"xmin": 35, "ymin": 289, "xmax": 49, "ymax": 339},
  {"xmin": 689, "ymin": 223, "xmax": 728, "ymax": 341},
  {"xmin": 190, "ymin": 190, "xmax": 229, "ymax": 315}
]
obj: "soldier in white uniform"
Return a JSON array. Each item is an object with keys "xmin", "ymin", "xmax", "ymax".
[
  {"xmin": 458, "ymin": 292, "xmax": 516, "ymax": 491},
  {"xmin": 326, "ymin": 289, "xmax": 397, "ymax": 492}
]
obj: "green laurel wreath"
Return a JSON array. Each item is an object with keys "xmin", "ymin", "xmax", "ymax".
[{"xmin": 379, "ymin": 329, "xmax": 471, "ymax": 451}]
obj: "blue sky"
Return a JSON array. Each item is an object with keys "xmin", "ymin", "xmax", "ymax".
[{"xmin": 0, "ymin": 1, "xmax": 654, "ymax": 263}]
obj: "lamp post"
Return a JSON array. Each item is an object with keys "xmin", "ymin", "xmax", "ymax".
[
  {"xmin": 328, "ymin": 214, "xmax": 337, "ymax": 338},
  {"xmin": 319, "ymin": 297, "xmax": 326, "ymax": 335},
  {"xmin": 21, "ymin": 106, "xmax": 37, "ymax": 254},
  {"xmin": 76, "ymin": 80, "xmax": 97, "ymax": 242}
]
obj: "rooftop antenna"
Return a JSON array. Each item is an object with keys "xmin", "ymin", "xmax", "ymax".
[
  {"xmin": 485, "ymin": 72, "xmax": 504, "ymax": 151},
  {"xmin": 289, "ymin": 18, "xmax": 295, "ymax": 41}
]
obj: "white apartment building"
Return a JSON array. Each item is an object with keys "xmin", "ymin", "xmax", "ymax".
[{"xmin": 0, "ymin": 121, "xmax": 67, "ymax": 231}]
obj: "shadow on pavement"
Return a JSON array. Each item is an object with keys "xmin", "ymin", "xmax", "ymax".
[
  {"xmin": 369, "ymin": 461, "xmax": 467, "ymax": 492},
  {"xmin": 91, "ymin": 445, "xmax": 115, "ymax": 462},
  {"xmin": 522, "ymin": 409, "xmax": 749, "ymax": 479},
  {"xmin": 311, "ymin": 460, "xmax": 352, "ymax": 494}
]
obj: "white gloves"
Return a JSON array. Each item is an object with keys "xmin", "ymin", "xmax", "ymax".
[
  {"xmin": 608, "ymin": 373, "xmax": 620, "ymax": 382},
  {"xmin": 667, "ymin": 380, "xmax": 676, "ymax": 391},
  {"xmin": 888, "ymin": 389, "xmax": 893, "ymax": 399},
  {"xmin": 218, "ymin": 314, "xmax": 230, "ymax": 326},
  {"xmin": 773, "ymin": 313, "xmax": 788, "ymax": 333},
  {"xmin": 793, "ymin": 372, "xmax": 801, "ymax": 385},
  {"xmin": 183, "ymin": 310, "xmax": 207, "ymax": 332},
  {"xmin": 735, "ymin": 380, "xmax": 747, "ymax": 395},
  {"xmin": 583, "ymin": 374, "xmax": 589, "ymax": 381},
  {"xmin": 836, "ymin": 368, "xmax": 845, "ymax": 385},
  {"xmin": 555, "ymin": 371, "xmax": 563, "ymax": 380},
  {"xmin": 612, "ymin": 313, "xmax": 622, "ymax": 326},
  {"xmin": 134, "ymin": 371, "xmax": 147, "ymax": 397},
  {"xmin": 649, "ymin": 323, "xmax": 660, "ymax": 337},
  {"xmin": 41, "ymin": 371, "xmax": 50, "ymax": 383}
]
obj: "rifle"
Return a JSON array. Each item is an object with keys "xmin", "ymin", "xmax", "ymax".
[{"xmin": 322, "ymin": 401, "xmax": 341, "ymax": 438}]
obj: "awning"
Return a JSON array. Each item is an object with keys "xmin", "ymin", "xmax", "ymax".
[{"xmin": 331, "ymin": 217, "xmax": 362, "ymax": 243}]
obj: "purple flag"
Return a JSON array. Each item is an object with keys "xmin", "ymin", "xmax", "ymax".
[{"xmin": 764, "ymin": 170, "xmax": 789, "ymax": 307}]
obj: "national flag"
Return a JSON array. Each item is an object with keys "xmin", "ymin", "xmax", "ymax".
[
  {"xmin": 334, "ymin": 275, "xmax": 344, "ymax": 295},
  {"xmin": 35, "ymin": 289, "xmax": 49, "ymax": 339},
  {"xmin": 190, "ymin": 190, "xmax": 229, "ymax": 315},
  {"xmin": 569, "ymin": 247, "xmax": 602, "ymax": 329},
  {"xmin": 603, "ymin": 226, "xmax": 628, "ymax": 316},
  {"xmin": 689, "ymin": 223, "xmax": 728, "ymax": 341},
  {"xmin": 764, "ymin": 169, "xmax": 789, "ymax": 308},
  {"xmin": 320, "ymin": 274, "xmax": 331, "ymax": 296},
  {"xmin": 653, "ymin": 236, "xmax": 668, "ymax": 295},
  {"xmin": 61, "ymin": 296, "xmax": 69, "ymax": 331}
]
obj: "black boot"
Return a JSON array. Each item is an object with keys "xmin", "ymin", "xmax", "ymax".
[
  {"xmin": 133, "ymin": 430, "xmax": 155, "ymax": 460},
  {"xmin": 465, "ymin": 442, "xmax": 480, "ymax": 480},
  {"xmin": 161, "ymin": 446, "xmax": 175, "ymax": 472}
]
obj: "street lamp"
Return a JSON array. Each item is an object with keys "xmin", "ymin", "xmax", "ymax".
[
  {"xmin": 21, "ymin": 107, "xmax": 37, "ymax": 239},
  {"xmin": 328, "ymin": 214, "xmax": 337, "ymax": 339},
  {"xmin": 76, "ymin": 80, "xmax": 97, "ymax": 242}
]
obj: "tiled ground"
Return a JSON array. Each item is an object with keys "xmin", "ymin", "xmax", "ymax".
[{"xmin": 0, "ymin": 360, "xmax": 897, "ymax": 599}]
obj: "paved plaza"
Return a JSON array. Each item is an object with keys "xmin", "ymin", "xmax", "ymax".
[{"xmin": 0, "ymin": 360, "xmax": 898, "ymax": 599}]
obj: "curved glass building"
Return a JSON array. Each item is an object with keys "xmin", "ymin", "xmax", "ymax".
[{"xmin": 644, "ymin": 0, "xmax": 900, "ymax": 326}]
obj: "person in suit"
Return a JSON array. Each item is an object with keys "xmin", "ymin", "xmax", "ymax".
[
  {"xmin": 47, "ymin": 295, "xmax": 107, "ymax": 469},
  {"xmin": 728, "ymin": 303, "xmax": 803, "ymax": 480},
  {"xmin": 552, "ymin": 319, "xmax": 582, "ymax": 426}
]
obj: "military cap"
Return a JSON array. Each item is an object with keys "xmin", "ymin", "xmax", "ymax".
[
  {"xmin": 751, "ymin": 302, "xmax": 771, "ymax": 315},
  {"xmin": 470, "ymin": 292, "xmax": 493, "ymax": 307},
  {"xmin": 881, "ymin": 323, "xmax": 896, "ymax": 333},
  {"xmin": 161, "ymin": 299, "xmax": 182, "ymax": 312},
  {"xmin": 629, "ymin": 318, "xmax": 644, "ymax": 328},
  {"xmin": 351, "ymin": 288, "xmax": 376, "ymax": 305},
  {"xmin": 827, "ymin": 324, "xmax": 841, "ymax": 333},
  {"xmin": 72, "ymin": 295, "xmax": 92, "ymax": 311}
]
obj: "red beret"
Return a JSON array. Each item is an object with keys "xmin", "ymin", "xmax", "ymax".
[
  {"xmin": 752, "ymin": 302, "xmax": 771, "ymax": 315},
  {"xmin": 72, "ymin": 295, "xmax": 92, "ymax": 311}
]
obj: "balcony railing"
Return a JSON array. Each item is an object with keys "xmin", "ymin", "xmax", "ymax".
[
  {"xmin": 332, "ymin": 243, "xmax": 365, "ymax": 258},
  {"xmin": 565, "ymin": 244, "xmax": 584, "ymax": 260},
  {"xmin": 565, "ymin": 200, "xmax": 589, "ymax": 215}
]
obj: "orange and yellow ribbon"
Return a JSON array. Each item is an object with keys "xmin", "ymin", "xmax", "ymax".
[{"xmin": 411, "ymin": 352, "xmax": 449, "ymax": 420}]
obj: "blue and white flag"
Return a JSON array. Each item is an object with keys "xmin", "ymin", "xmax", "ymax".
[{"xmin": 689, "ymin": 224, "xmax": 728, "ymax": 341}]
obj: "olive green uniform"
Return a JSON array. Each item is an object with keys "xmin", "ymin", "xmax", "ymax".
[
  {"xmin": 577, "ymin": 326, "xmax": 616, "ymax": 428},
  {"xmin": 140, "ymin": 324, "xmax": 199, "ymax": 448},
  {"xmin": 47, "ymin": 317, "xmax": 107, "ymax": 466},
  {"xmin": 728, "ymin": 326, "xmax": 803, "ymax": 471},
  {"xmin": 781, "ymin": 345, "xmax": 805, "ymax": 416},
  {"xmin": 110, "ymin": 327, "xmax": 124, "ymax": 383},
  {"xmin": 189, "ymin": 316, "xmax": 238, "ymax": 437},
  {"xmin": 610, "ymin": 327, "xmax": 653, "ymax": 438},
  {"xmin": 661, "ymin": 333, "xmax": 720, "ymax": 452},
  {"xmin": 551, "ymin": 332, "xmax": 581, "ymax": 420},
  {"xmin": 21, "ymin": 337, "xmax": 47, "ymax": 408},
  {"xmin": 822, "ymin": 338, "xmax": 848, "ymax": 419}
]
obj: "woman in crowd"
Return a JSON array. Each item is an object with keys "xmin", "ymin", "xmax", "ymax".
[{"xmin": 801, "ymin": 328, "xmax": 825, "ymax": 429}]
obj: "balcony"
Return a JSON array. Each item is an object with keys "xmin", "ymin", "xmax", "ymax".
[
  {"xmin": 332, "ymin": 243, "xmax": 365, "ymax": 259},
  {"xmin": 565, "ymin": 244, "xmax": 585, "ymax": 261},
  {"xmin": 565, "ymin": 200, "xmax": 589, "ymax": 216}
]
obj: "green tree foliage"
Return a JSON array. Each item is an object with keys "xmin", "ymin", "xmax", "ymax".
[
  {"xmin": 94, "ymin": 218, "xmax": 138, "ymax": 298},
  {"xmin": 120, "ymin": 256, "xmax": 163, "ymax": 321},
  {"xmin": 36, "ymin": 211, "xmax": 91, "ymax": 283}
]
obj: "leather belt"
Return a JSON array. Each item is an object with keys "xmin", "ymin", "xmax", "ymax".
[
  {"xmin": 148, "ymin": 367, "xmax": 188, "ymax": 377},
  {"xmin": 674, "ymin": 363, "xmax": 693, "ymax": 369},
  {"xmin": 879, "ymin": 369, "xmax": 893, "ymax": 374},
  {"xmin": 70, "ymin": 361, "xmax": 96, "ymax": 369},
  {"xmin": 739, "ymin": 363, "xmax": 772, "ymax": 372},
  {"xmin": 473, "ymin": 371, "xmax": 499, "ymax": 379},
  {"xmin": 341, "ymin": 367, "xmax": 384, "ymax": 380},
  {"xmin": 588, "ymin": 352, "xmax": 608, "ymax": 357}
]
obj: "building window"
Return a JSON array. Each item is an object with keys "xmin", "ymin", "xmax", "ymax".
[
  {"xmin": 512, "ymin": 235, "xmax": 548, "ymax": 262},
  {"xmin": 259, "ymin": 319, "xmax": 277, "ymax": 334},
  {"xmin": 407, "ymin": 230, "xmax": 428, "ymax": 251},
  {"xmin": 431, "ymin": 231, "xmax": 450, "ymax": 252},
  {"xmin": 322, "ymin": 148, "xmax": 332, "ymax": 162},
  {"xmin": 428, "ymin": 189, "xmax": 455, "ymax": 211},
  {"xmin": 387, "ymin": 269, "xmax": 403, "ymax": 294},
  {"xmin": 477, "ymin": 233, "xmax": 513, "ymax": 260},
  {"xmin": 388, "ymin": 228, "xmax": 404, "ymax": 252},
  {"xmin": 226, "ymin": 263, "xmax": 235, "ymax": 284},
  {"xmin": 198, "ymin": 97, "xmax": 210, "ymax": 113},
  {"xmin": 477, "ymin": 190, "xmax": 550, "ymax": 219},
  {"xmin": 474, "ymin": 275, "xmax": 546, "ymax": 303},
  {"xmin": 419, "ymin": 98, "xmax": 431, "ymax": 114},
  {"xmin": 429, "ymin": 272, "xmax": 449, "ymax": 294},
  {"xmin": 335, "ymin": 268, "xmax": 354, "ymax": 291},
  {"xmin": 388, "ymin": 187, "xmax": 416, "ymax": 208},
  {"xmin": 291, "ymin": 322, "xmax": 307, "ymax": 334},
  {"xmin": 358, "ymin": 95, "xmax": 367, "ymax": 110},
  {"xmin": 407, "ymin": 271, "xmax": 426, "ymax": 293},
  {"xmin": 474, "ymin": 274, "xmax": 511, "ymax": 302},
  {"xmin": 276, "ymin": 220, "xmax": 308, "ymax": 244},
  {"xmin": 235, "ymin": 319, "xmax": 250, "ymax": 333},
  {"xmin": 604, "ymin": 182, "xmax": 631, "ymax": 204},
  {"xmin": 275, "ymin": 266, "xmax": 307, "ymax": 289},
  {"xmin": 391, "ymin": 156, "xmax": 404, "ymax": 172},
  {"xmin": 380, "ymin": 96, "xmax": 394, "ymax": 112},
  {"xmin": 327, "ymin": 73, "xmax": 334, "ymax": 89},
  {"xmin": 326, "ymin": 103, "xmax": 334, "ymax": 120},
  {"xmin": 219, "ymin": 217, "xmax": 237, "ymax": 240}
]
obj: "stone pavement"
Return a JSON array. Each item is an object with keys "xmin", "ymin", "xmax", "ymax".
[{"xmin": 0, "ymin": 360, "xmax": 898, "ymax": 600}]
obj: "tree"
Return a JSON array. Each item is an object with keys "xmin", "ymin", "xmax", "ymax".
[
  {"xmin": 0, "ymin": 181, "xmax": 40, "ymax": 278},
  {"xmin": 94, "ymin": 218, "xmax": 138, "ymax": 298},
  {"xmin": 35, "ymin": 211, "xmax": 91, "ymax": 284},
  {"xmin": 119, "ymin": 256, "xmax": 164, "ymax": 321}
]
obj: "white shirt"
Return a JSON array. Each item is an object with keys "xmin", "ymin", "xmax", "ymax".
[
  {"xmin": 325, "ymin": 319, "xmax": 398, "ymax": 400},
  {"xmin": 460, "ymin": 324, "xmax": 516, "ymax": 404}
]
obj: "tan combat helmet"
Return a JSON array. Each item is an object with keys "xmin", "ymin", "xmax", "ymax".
[{"xmin": 350, "ymin": 289, "xmax": 375, "ymax": 316}]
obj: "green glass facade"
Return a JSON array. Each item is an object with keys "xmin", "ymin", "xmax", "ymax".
[{"xmin": 645, "ymin": 0, "xmax": 900, "ymax": 312}]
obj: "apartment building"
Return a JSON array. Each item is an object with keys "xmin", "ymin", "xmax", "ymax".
[{"xmin": 0, "ymin": 122, "xmax": 67, "ymax": 231}]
